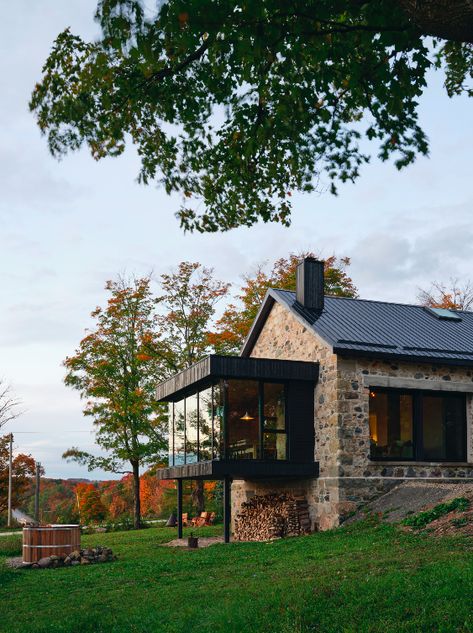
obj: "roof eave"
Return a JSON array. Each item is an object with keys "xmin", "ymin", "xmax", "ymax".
[{"xmin": 240, "ymin": 290, "xmax": 276, "ymax": 357}]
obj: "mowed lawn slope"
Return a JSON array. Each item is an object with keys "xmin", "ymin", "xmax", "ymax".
[{"xmin": 0, "ymin": 522, "xmax": 472, "ymax": 633}]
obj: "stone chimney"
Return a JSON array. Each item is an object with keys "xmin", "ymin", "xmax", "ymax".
[{"xmin": 296, "ymin": 258, "xmax": 324, "ymax": 311}]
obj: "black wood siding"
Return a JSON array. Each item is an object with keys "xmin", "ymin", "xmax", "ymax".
[{"xmin": 287, "ymin": 381, "xmax": 315, "ymax": 462}]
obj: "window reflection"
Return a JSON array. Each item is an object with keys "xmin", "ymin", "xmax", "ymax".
[
  {"xmin": 174, "ymin": 399, "xmax": 186, "ymax": 465},
  {"xmin": 186, "ymin": 393, "xmax": 198, "ymax": 464},
  {"xmin": 213, "ymin": 382, "xmax": 224, "ymax": 459},
  {"xmin": 199, "ymin": 387, "xmax": 213, "ymax": 461},
  {"xmin": 423, "ymin": 394, "xmax": 465, "ymax": 461},
  {"xmin": 227, "ymin": 380, "xmax": 260, "ymax": 459},
  {"xmin": 369, "ymin": 392, "xmax": 414, "ymax": 459},
  {"xmin": 263, "ymin": 432, "xmax": 286, "ymax": 460},
  {"xmin": 264, "ymin": 383, "xmax": 285, "ymax": 429},
  {"xmin": 168, "ymin": 403, "xmax": 174, "ymax": 466}
]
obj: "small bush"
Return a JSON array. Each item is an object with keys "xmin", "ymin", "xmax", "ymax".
[{"xmin": 402, "ymin": 497, "xmax": 470, "ymax": 529}]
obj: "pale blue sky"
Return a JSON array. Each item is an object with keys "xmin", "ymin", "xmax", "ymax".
[{"xmin": 1, "ymin": 1, "xmax": 472, "ymax": 479}]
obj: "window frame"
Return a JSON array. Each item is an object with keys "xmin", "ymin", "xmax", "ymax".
[
  {"xmin": 168, "ymin": 378, "xmax": 289, "ymax": 465},
  {"xmin": 369, "ymin": 387, "xmax": 467, "ymax": 463}
]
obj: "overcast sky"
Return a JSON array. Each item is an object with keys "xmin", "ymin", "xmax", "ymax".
[{"xmin": 1, "ymin": 1, "xmax": 472, "ymax": 479}]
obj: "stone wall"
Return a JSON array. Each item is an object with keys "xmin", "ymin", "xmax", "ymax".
[
  {"xmin": 334, "ymin": 356, "xmax": 473, "ymax": 519},
  {"xmin": 239, "ymin": 301, "xmax": 341, "ymax": 530}
]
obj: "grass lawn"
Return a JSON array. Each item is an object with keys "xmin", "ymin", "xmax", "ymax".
[{"xmin": 0, "ymin": 521, "xmax": 472, "ymax": 633}]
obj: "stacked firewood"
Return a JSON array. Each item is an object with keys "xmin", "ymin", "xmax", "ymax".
[{"xmin": 234, "ymin": 493, "xmax": 312, "ymax": 541}]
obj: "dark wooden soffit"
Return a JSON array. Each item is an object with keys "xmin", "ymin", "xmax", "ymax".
[
  {"xmin": 156, "ymin": 459, "xmax": 319, "ymax": 481},
  {"xmin": 156, "ymin": 354, "xmax": 319, "ymax": 402}
]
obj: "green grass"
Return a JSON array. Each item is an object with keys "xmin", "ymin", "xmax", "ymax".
[{"xmin": 1, "ymin": 522, "xmax": 472, "ymax": 633}]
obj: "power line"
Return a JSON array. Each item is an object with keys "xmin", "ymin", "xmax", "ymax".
[{"xmin": 12, "ymin": 431, "xmax": 92, "ymax": 434}]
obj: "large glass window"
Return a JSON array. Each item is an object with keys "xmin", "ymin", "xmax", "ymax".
[
  {"xmin": 227, "ymin": 380, "xmax": 260, "ymax": 459},
  {"xmin": 369, "ymin": 388, "xmax": 466, "ymax": 462},
  {"xmin": 168, "ymin": 379, "xmax": 288, "ymax": 464}
]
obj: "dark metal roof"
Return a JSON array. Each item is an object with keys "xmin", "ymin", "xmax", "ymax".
[
  {"xmin": 156, "ymin": 354, "xmax": 319, "ymax": 402},
  {"xmin": 241, "ymin": 289, "xmax": 473, "ymax": 366}
]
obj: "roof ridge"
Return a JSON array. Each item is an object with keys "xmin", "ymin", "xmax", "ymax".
[{"xmin": 270, "ymin": 288, "xmax": 471, "ymax": 314}]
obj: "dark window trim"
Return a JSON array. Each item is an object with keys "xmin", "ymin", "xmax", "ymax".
[{"xmin": 369, "ymin": 387, "xmax": 467, "ymax": 463}]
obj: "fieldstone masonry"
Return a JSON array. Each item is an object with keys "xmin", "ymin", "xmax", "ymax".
[{"xmin": 231, "ymin": 301, "xmax": 473, "ymax": 531}]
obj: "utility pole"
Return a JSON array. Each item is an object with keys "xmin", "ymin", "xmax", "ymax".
[
  {"xmin": 34, "ymin": 461, "xmax": 41, "ymax": 524},
  {"xmin": 7, "ymin": 433, "xmax": 13, "ymax": 528}
]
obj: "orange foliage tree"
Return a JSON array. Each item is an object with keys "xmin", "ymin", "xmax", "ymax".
[
  {"xmin": 63, "ymin": 276, "xmax": 169, "ymax": 529},
  {"xmin": 209, "ymin": 252, "xmax": 358, "ymax": 355},
  {"xmin": 0, "ymin": 435, "xmax": 36, "ymax": 516},
  {"xmin": 75, "ymin": 483, "xmax": 107, "ymax": 524},
  {"xmin": 418, "ymin": 279, "xmax": 473, "ymax": 311}
]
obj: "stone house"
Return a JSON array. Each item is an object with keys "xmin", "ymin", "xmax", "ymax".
[{"xmin": 156, "ymin": 258, "xmax": 473, "ymax": 538}]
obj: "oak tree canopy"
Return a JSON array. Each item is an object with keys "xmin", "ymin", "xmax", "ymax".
[{"xmin": 30, "ymin": 0, "xmax": 473, "ymax": 232}]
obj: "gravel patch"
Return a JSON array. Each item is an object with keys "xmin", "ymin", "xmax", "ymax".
[{"xmin": 346, "ymin": 481, "xmax": 473, "ymax": 524}]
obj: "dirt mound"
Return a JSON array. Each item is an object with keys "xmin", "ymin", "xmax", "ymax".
[{"xmin": 347, "ymin": 481, "xmax": 473, "ymax": 534}]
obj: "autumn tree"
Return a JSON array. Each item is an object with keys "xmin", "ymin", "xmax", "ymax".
[
  {"xmin": 156, "ymin": 262, "xmax": 229, "ymax": 512},
  {"xmin": 30, "ymin": 1, "xmax": 473, "ymax": 232},
  {"xmin": 209, "ymin": 252, "xmax": 357, "ymax": 355},
  {"xmin": 418, "ymin": 279, "xmax": 473, "ymax": 310},
  {"xmin": 156, "ymin": 261, "xmax": 230, "ymax": 371},
  {"xmin": 63, "ymin": 276, "xmax": 168, "ymax": 529},
  {"xmin": 0, "ymin": 435, "xmax": 36, "ymax": 516},
  {"xmin": 75, "ymin": 483, "xmax": 107, "ymax": 524},
  {"xmin": 101, "ymin": 476, "xmax": 134, "ymax": 519}
]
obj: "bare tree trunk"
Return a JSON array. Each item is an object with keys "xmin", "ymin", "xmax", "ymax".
[
  {"xmin": 131, "ymin": 460, "xmax": 141, "ymax": 529},
  {"xmin": 192, "ymin": 481, "xmax": 205, "ymax": 515},
  {"xmin": 396, "ymin": 0, "xmax": 473, "ymax": 43}
]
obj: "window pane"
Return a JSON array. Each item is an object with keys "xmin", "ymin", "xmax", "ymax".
[
  {"xmin": 227, "ymin": 379, "xmax": 259, "ymax": 459},
  {"xmin": 263, "ymin": 432, "xmax": 286, "ymax": 459},
  {"xmin": 264, "ymin": 383, "xmax": 285, "ymax": 430},
  {"xmin": 174, "ymin": 398, "xmax": 186, "ymax": 465},
  {"xmin": 369, "ymin": 391, "xmax": 413, "ymax": 459},
  {"xmin": 399, "ymin": 395, "xmax": 414, "ymax": 458},
  {"xmin": 422, "ymin": 395, "xmax": 465, "ymax": 461},
  {"xmin": 213, "ymin": 382, "xmax": 224, "ymax": 459},
  {"xmin": 168, "ymin": 403, "xmax": 174, "ymax": 466},
  {"xmin": 186, "ymin": 393, "xmax": 198, "ymax": 464},
  {"xmin": 199, "ymin": 387, "xmax": 213, "ymax": 461}
]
